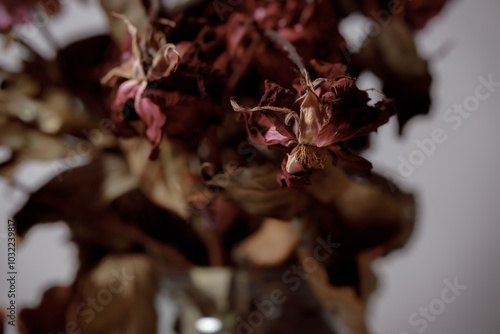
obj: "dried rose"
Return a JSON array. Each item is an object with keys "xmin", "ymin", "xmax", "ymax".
[
  {"xmin": 231, "ymin": 62, "xmax": 394, "ymax": 187},
  {"xmin": 215, "ymin": 0, "xmax": 345, "ymax": 87},
  {"xmin": 101, "ymin": 14, "xmax": 180, "ymax": 158}
]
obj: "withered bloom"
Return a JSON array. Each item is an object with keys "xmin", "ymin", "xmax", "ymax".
[
  {"xmin": 232, "ymin": 61, "xmax": 394, "ymax": 187},
  {"xmin": 217, "ymin": 0, "xmax": 345, "ymax": 86},
  {"xmin": 101, "ymin": 15, "xmax": 180, "ymax": 158}
]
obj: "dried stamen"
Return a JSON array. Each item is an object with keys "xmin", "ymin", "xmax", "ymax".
[{"xmin": 290, "ymin": 144, "xmax": 328, "ymax": 170}]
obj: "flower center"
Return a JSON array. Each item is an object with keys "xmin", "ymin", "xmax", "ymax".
[{"xmin": 290, "ymin": 144, "xmax": 329, "ymax": 170}]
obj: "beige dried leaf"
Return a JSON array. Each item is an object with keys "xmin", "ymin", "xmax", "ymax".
[
  {"xmin": 307, "ymin": 164, "xmax": 406, "ymax": 248},
  {"xmin": 0, "ymin": 122, "xmax": 68, "ymax": 178},
  {"xmin": 120, "ymin": 136, "xmax": 199, "ymax": 219},
  {"xmin": 66, "ymin": 254, "xmax": 158, "ymax": 334},
  {"xmin": 1, "ymin": 74, "xmax": 95, "ymax": 135},
  {"xmin": 209, "ymin": 164, "xmax": 307, "ymax": 220},
  {"xmin": 306, "ymin": 163, "xmax": 352, "ymax": 204},
  {"xmin": 333, "ymin": 181, "xmax": 403, "ymax": 231},
  {"xmin": 234, "ymin": 217, "xmax": 299, "ymax": 267}
]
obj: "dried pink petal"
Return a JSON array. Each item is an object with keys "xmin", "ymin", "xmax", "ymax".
[{"xmin": 134, "ymin": 95, "xmax": 166, "ymax": 157}]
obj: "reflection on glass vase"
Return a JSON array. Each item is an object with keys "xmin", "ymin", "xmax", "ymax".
[{"xmin": 156, "ymin": 266, "xmax": 352, "ymax": 334}]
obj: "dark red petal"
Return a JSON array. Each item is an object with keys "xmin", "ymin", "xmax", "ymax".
[
  {"xmin": 257, "ymin": 80, "xmax": 298, "ymax": 140},
  {"xmin": 317, "ymin": 98, "xmax": 396, "ymax": 147},
  {"xmin": 328, "ymin": 145, "xmax": 373, "ymax": 175},
  {"xmin": 144, "ymin": 89, "xmax": 225, "ymax": 148},
  {"xmin": 113, "ymin": 80, "xmax": 141, "ymax": 111},
  {"xmin": 310, "ymin": 59, "xmax": 348, "ymax": 80},
  {"xmin": 331, "ymin": 77, "xmax": 370, "ymax": 106},
  {"xmin": 277, "ymin": 158, "xmax": 311, "ymax": 189}
]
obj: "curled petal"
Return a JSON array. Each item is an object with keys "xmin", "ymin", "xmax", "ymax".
[
  {"xmin": 134, "ymin": 88, "xmax": 166, "ymax": 158},
  {"xmin": 257, "ymin": 80, "xmax": 299, "ymax": 138},
  {"xmin": 264, "ymin": 126, "xmax": 295, "ymax": 147},
  {"xmin": 232, "ymin": 98, "xmax": 296, "ymax": 117},
  {"xmin": 317, "ymin": 98, "xmax": 395, "ymax": 147},
  {"xmin": 108, "ymin": 13, "xmax": 145, "ymax": 80},
  {"xmin": 328, "ymin": 144, "xmax": 373, "ymax": 175},
  {"xmin": 111, "ymin": 13, "xmax": 142, "ymax": 66},
  {"xmin": 331, "ymin": 77, "xmax": 369, "ymax": 106},
  {"xmin": 113, "ymin": 79, "xmax": 141, "ymax": 111},
  {"xmin": 232, "ymin": 102, "xmax": 272, "ymax": 146},
  {"xmin": 231, "ymin": 97, "xmax": 298, "ymax": 146},
  {"xmin": 285, "ymin": 154, "xmax": 305, "ymax": 174},
  {"xmin": 100, "ymin": 17, "xmax": 145, "ymax": 86},
  {"xmin": 100, "ymin": 63, "xmax": 137, "ymax": 86},
  {"xmin": 108, "ymin": 80, "xmax": 142, "ymax": 138},
  {"xmin": 143, "ymin": 89, "xmax": 224, "ymax": 148},
  {"xmin": 147, "ymin": 43, "xmax": 180, "ymax": 81},
  {"xmin": 277, "ymin": 158, "xmax": 311, "ymax": 188},
  {"xmin": 230, "ymin": 98, "xmax": 252, "ymax": 113},
  {"xmin": 297, "ymin": 87, "xmax": 324, "ymax": 146},
  {"xmin": 310, "ymin": 59, "xmax": 348, "ymax": 80}
]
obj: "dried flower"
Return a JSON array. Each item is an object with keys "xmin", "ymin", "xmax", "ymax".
[
  {"xmin": 101, "ymin": 14, "xmax": 180, "ymax": 158},
  {"xmin": 217, "ymin": 0, "xmax": 345, "ymax": 87},
  {"xmin": 232, "ymin": 61, "xmax": 395, "ymax": 187}
]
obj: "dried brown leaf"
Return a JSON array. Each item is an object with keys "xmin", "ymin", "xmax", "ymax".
[
  {"xmin": 234, "ymin": 218, "xmax": 299, "ymax": 267},
  {"xmin": 66, "ymin": 254, "xmax": 158, "ymax": 334}
]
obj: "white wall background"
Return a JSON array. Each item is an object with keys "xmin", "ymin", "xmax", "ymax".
[
  {"xmin": 365, "ymin": 0, "xmax": 500, "ymax": 333},
  {"xmin": 1, "ymin": 0, "xmax": 500, "ymax": 333}
]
